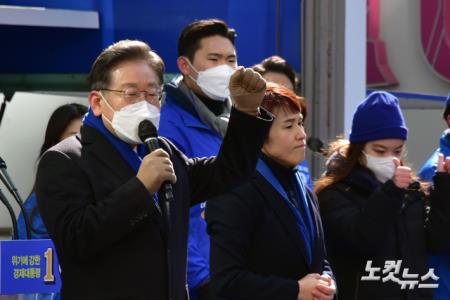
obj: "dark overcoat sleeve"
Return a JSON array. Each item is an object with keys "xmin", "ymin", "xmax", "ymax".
[
  {"xmin": 182, "ymin": 107, "xmax": 272, "ymax": 205},
  {"xmin": 426, "ymin": 172, "xmax": 450, "ymax": 252},
  {"xmin": 36, "ymin": 107, "xmax": 271, "ymax": 262}
]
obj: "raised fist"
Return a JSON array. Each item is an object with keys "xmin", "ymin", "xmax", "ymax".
[{"xmin": 229, "ymin": 67, "xmax": 266, "ymax": 116}]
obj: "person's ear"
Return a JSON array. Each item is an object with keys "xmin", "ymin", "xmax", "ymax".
[
  {"xmin": 446, "ymin": 114, "xmax": 450, "ymax": 127},
  {"xmin": 177, "ymin": 56, "xmax": 191, "ymax": 76},
  {"xmin": 88, "ymin": 91, "xmax": 103, "ymax": 117}
]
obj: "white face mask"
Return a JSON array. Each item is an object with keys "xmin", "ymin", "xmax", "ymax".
[
  {"xmin": 186, "ymin": 59, "xmax": 235, "ymax": 101},
  {"xmin": 100, "ymin": 93, "xmax": 160, "ymax": 144},
  {"xmin": 364, "ymin": 152, "xmax": 396, "ymax": 183}
]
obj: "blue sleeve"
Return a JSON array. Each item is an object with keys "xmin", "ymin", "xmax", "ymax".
[
  {"xmin": 17, "ymin": 192, "xmax": 50, "ymax": 240},
  {"xmin": 19, "ymin": 194, "xmax": 59, "ymax": 300},
  {"xmin": 187, "ymin": 203, "xmax": 210, "ymax": 291},
  {"xmin": 428, "ymin": 255, "xmax": 450, "ymax": 300},
  {"xmin": 418, "ymin": 150, "xmax": 440, "ymax": 182}
]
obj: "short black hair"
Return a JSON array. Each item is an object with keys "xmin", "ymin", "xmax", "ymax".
[
  {"xmin": 252, "ymin": 55, "xmax": 299, "ymax": 90},
  {"xmin": 178, "ymin": 19, "xmax": 236, "ymax": 61}
]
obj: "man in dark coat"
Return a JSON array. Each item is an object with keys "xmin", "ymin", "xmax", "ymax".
[{"xmin": 35, "ymin": 39, "xmax": 271, "ymax": 300}]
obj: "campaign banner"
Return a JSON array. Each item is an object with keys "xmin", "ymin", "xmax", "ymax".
[{"xmin": 0, "ymin": 239, "xmax": 61, "ymax": 295}]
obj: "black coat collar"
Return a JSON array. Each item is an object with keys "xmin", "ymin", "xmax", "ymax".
[
  {"xmin": 253, "ymin": 172, "xmax": 323, "ymax": 270},
  {"xmin": 343, "ymin": 165, "xmax": 382, "ymax": 195},
  {"xmin": 80, "ymin": 125, "xmax": 136, "ymax": 182},
  {"xmin": 260, "ymin": 153, "xmax": 298, "ymax": 194}
]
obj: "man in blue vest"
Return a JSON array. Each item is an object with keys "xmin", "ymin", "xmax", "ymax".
[
  {"xmin": 418, "ymin": 92, "xmax": 450, "ymax": 300},
  {"xmin": 159, "ymin": 19, "xmax": 238, "ymax": 300}
]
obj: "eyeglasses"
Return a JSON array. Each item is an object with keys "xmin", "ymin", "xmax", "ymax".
[{"xmin": 101, "ymin": 87, "xmax": 163, "ymax": 103}]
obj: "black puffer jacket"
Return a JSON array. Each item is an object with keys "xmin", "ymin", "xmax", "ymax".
[{"xmin": 319, "ymin": 165, "xmax": 450, "ymax": 300}]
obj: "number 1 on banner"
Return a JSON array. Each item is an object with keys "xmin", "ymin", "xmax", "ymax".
[{"xmin": 44, "ymin": 248, "xmax": 55, "ymax": 283}]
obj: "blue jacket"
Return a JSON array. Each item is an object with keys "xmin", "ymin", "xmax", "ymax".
[
  {"xmin": 418, "ymin": 128, "xmax": 450, "ymax": 300},
  {"xmin": 159, "ymin": 77, "xmax": 313, "ymax": 299},
  {"xmin": 17, "ymin": 192, "xmax": 60, "ymax": 300},
  {"xmin": 418, "ymin": 129, "xmax": 450, "ymax": 181},
  {"xmin": 17, "ymin": 192, "xmax": 49, "ymax": 240}
]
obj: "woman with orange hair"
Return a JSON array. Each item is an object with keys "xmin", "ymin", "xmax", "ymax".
[{"xmin": 206, "ymin": 83, "xmax": 336, "ymax": 300}]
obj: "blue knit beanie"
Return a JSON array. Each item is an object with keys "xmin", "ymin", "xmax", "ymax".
[{"xmin": 349, "ymin": 91, "xmax": 408, "ymax": 143}]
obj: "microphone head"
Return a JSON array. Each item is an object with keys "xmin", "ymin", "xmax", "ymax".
[
  {"xmin": 3, "ymin": 91, "xmax": 15, "ymax": 102},
  {"xmin": 306, "ymin": 137, "xmax": 324, "ymax": 154},
  {"xmin": 138, "ymin": 120, "xmax": 158, "ymax": 142}
]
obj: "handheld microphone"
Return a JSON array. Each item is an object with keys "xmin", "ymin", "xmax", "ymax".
[
  {"xmin": 0, "ymin": 156, "xmax": 31, "ymax": 239},
  {"xmin": 306, "ymin": 137, "xmax": 325, "ymax": 156},
  {"xmin": 0, "ymin": 187, "xmax": 18, "ymax": 239},
  {"xmin": 0, "ymin": 91, "xmax": 14, "ymax": 126},
  {"xmin": 138, "ymin": 120, "xmax": 174, "ymax": 202},
  {"xmin": 0, "ymin": 156, "xmax": 23, "ymax": 200},
  {"xmin": 138, "ymin": 120, "xmax": 174, "ymax": 300}
]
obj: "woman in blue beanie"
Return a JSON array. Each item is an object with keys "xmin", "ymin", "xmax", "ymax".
[{"xmin": 315, "ymin": 91, "xmax": 450, "ymax": 299}]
